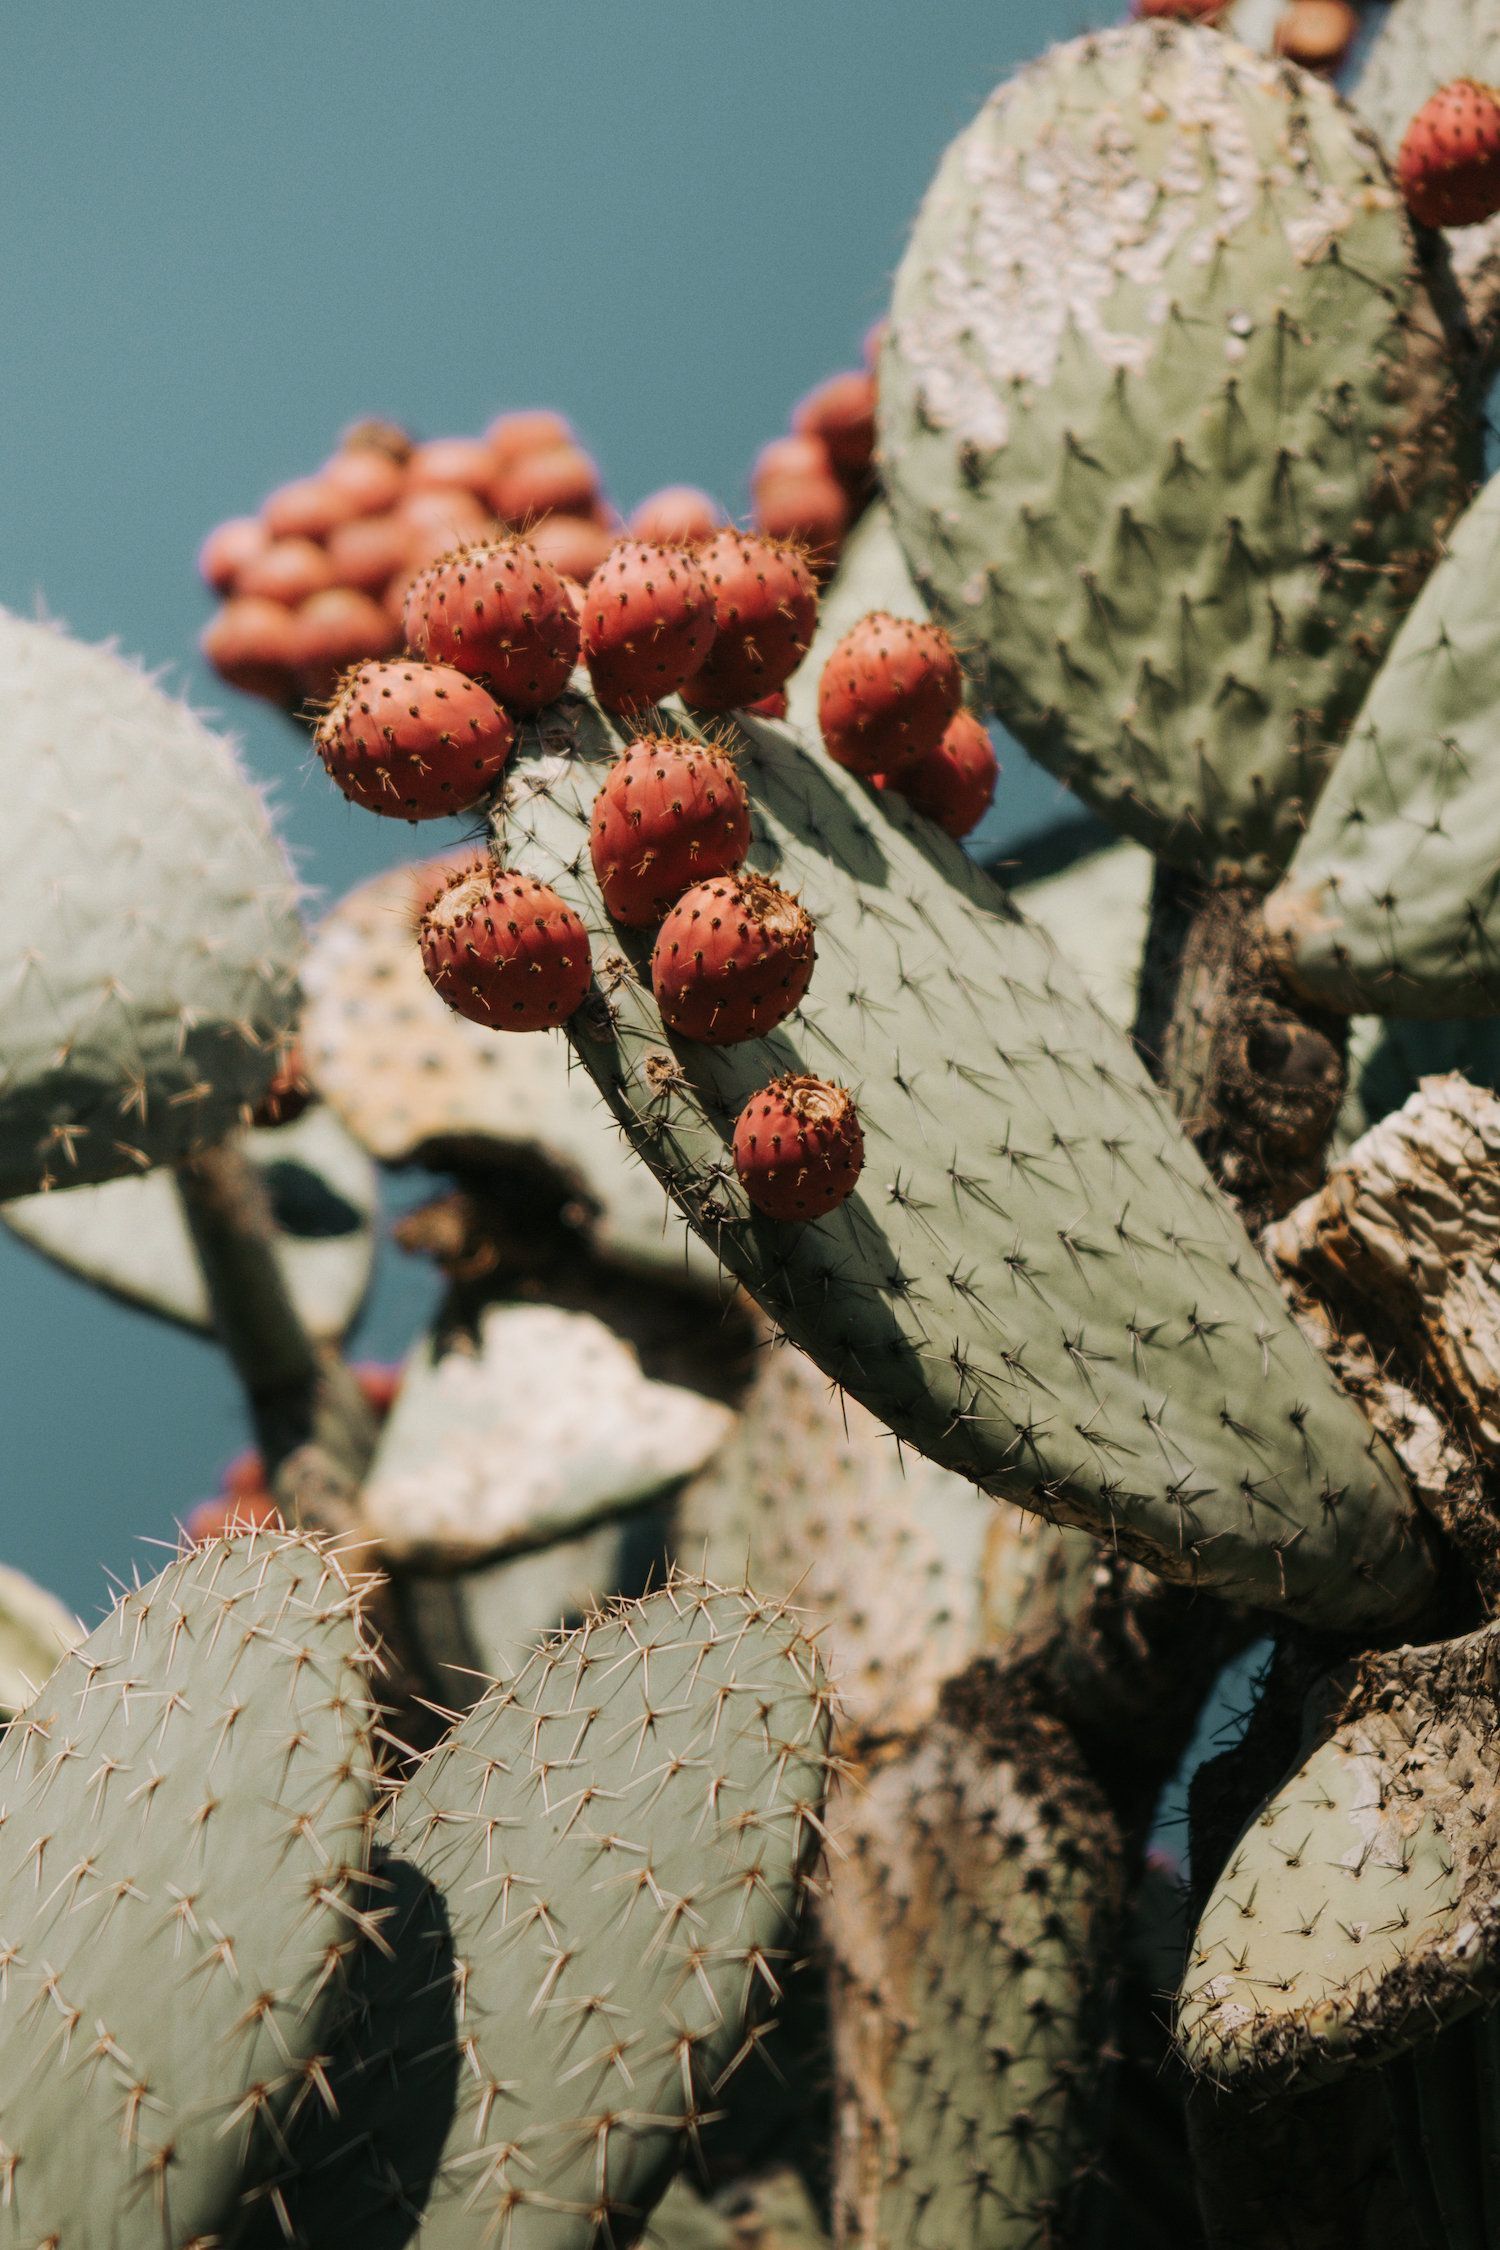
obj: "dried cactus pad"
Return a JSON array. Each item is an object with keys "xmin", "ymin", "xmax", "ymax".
[
  {"xmin": 1265, "ymin": 473, "xmax": 1500, "ymax": 1019},
  {"xmin": 299, "ymin": 853, "xmax": 718, "ymax": 1287},
  {"xmin": 1179, "ymin": 1620, "xmax": 1500, "ymax": 2089},
  {"xmin": 0, "ymin": 1533, "xmax": 377, "ymax": 2250},
  {"xmin": 361, "ymin": 1299, "xmax": 735, "ymax": 1564},
  {"xmin": 879, "ymin": 23, "xmax": 1472, "ymax": 884},
  {"xmin": 498, "ymin": 686, "xmax": 1431, "ymax": 1632},
  {"xmin": 1, "ymin": 1104, "xmax": 376, "ymax": 1340},
  {"xmin": 0, "ymin": 611, "xmax": 303, "ymax": 1196},
  {"xmin": 243, "ymin": 1580, "xmax": 835, "ymax": 2249}
]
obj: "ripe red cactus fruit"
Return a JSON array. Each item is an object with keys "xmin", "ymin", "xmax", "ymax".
[
  {"xmin": 407, "ymin": 437, "xmax": 502, "ymax": 498},
  {"xmin": 818, "ymin": 611, "xmax": 964, "ymax": 776},
  {"xmin": 200, "ymin": 597, "xmax": 301, "ymax": 704},
  {"xmin": 262, "ymin": 474, "xmax": 356, "ymax": 543},
  {"xmin": 528, "ymin": 514, "xmax": 616, "ymax": 584},
  {"xmin": 485, "ymin": 407, "xmax": 574, "ymax": 467},
  {"xmin": 680, "ymin": 533, "xmax": 819, "ymax": 713},
  {"xmin": 581, "ymin": 541, "xmax": 717, "ymax": 710},
  {"xmin": 1272, "ymin": 0, "xmax": 1357, "ymax": 68},
  {"xmin": 793, "ymin": 370, "xmax": 879, "ymax": 482},
  {"xmin": 325, "ymin": 511, "xmax": 415, "ymax": 595},
  {"xmin": 753, "ymin": 471, "xmax": 850, "ymax": 570},
  {"xmin": 489, "ymin": 442, "xmax": 604, "ymax": 525},
  {"xmin": 353, "ymin": 1361, "xmax": 403, "ymax": 1418},
  {"xmin": 292, "ymin": 588, "xmax": 399, "ymax": 701},
  {"xmin": 875, "ymin": 708, "xmax": 998, "ymax": 839},
  {"xmin": 628, "ymin": 486, "xmax": 726, "ymax": 544},
  {"xmin": 236, "ymin": 536, "xmax": 336, "ymax": 607},
  {"xmin": 314, "ymin": 659, "xmax": 514, "ymax": 820},
  {"xmin": 323, "ymin": 444, "xmax": 407, "ymax": 517},
  {"xmin": 651, "ymin": 870, "xmax": 815, "ymax": 1045},
  {"xmin": 745, "ymin": 689, "xmax": 789, "ymax": 721},
  {"xmin": 732, "ymin": 1074, "xmax": 864, "ymax": 1221},
  {"xmin": 402, "ymin": 537, "xmax": 581, "ymax": 712},
  {"xmin": 339, "ymin": 418, "xmax": 415, "ymax": 464},
  {"xmin": 752, "ymin": 435, "xmax": 832, "ymax": 494},
  {"xmin": 589, "ymin": 735, "xmax": 751, "ymax": 926},
  {"xmin": 198, "ymin": 515, "xmax": 268, "ymax": 593},
  {"xmin": 419, "ymin": 862, "xmax": 593, "ymax": 1031},
  {"xmin": 1131, "ymin": 0, "xmax": 1225, "ymax": 16},
  {"xmin": 1398, "ymin": 81, "xmax": 1500, "ymax": 228},
  {"xmin": 397, "ymin": 486, "xmax": 495, "ymax": 544}
]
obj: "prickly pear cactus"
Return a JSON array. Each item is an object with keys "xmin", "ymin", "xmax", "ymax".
[
  {"xmin": 0, "ymin": 1532, "xmax": 377, "ymax": 2249},
  {"xmin": 878, "ymin": 23, "xmax": 1475, "ymax": 883},
  {"xmin": 1352, "ymin": 0, "xmax": 1500, "ymax": 163},
  {"xmin": 246, "ymin": 1580, "xmax": 835, "ymax": 2247},
  {"xmin": 0, "ymin": 1561, "xmax": 78, "ymax": 1719},
  {"xmin": 784, "ymin": 501, "xmax": 933, "ymax": 740},
  {"xmin": 1179, "ymin": 1618, "xmax": 1500, "ymax": 2089},
  {"xmin": 499, "ymin": 686, "xmax": 1433, "ymax": 1630},
  {"xmin": 0, "ymin": 611, "xmax": 303, "ymax": 1196}
]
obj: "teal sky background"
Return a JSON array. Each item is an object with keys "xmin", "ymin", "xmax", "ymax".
[{"xmin": 0, "ymin": 1, "xmax": 1102, "ymax": 1616}]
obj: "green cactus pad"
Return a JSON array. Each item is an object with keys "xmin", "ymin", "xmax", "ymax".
[
  {"xmin": 1353, "ymin": 0, "xmax": 1500, "ymax": 165},
  {"xmin": 361, "ymin": 1298, "xmax": 734, "ymax": 1565},
  {"xmin": 1, "ymin": 1104, "xmax": 376, "ymax": 1341},
  {"xmin": 644, "ymin": 2171, "xmax": 828, "ymax": 2249},
  {"xmin": 825, "ymin": 1707, "xmax": 1121, "ymax": 2249},
  {"xmin": 1179, "ymin": 1618, "xmax": 1500, "ymax": 2089},
  {"xmin": 494, "ymin": 686, "xmax": 1432, "ymax": 1631},
  {"xmin": 0, "ymin": 1562, "xmax": 78, "ymax": 1720},
  {"xmin": 0, "ymin": 1531, "xmax": 376, "ymax": 2249},
  {"xmin": 1265, "ymin": 474, "xmax": 1500, "ymax": 1019},
  {"xmin": 879, "ymin": 23, "xmax": 1473, "ymax": 884},
  {"xmin": 435, "ymin": 1507, "xmax": 672, "ymax": 1685},
  {"xmin": 1012, "ymin": 832, "xmax": 1153, "ymax": 1032},
  {"xmin": 0, "ymin": 611, "xmax": 303, "ymax": 1197},
  {"xmin": 240, "ymin": 1579, "xmax": 834, "ymax": 2248}
]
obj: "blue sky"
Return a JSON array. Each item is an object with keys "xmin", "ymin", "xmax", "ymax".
[{"xmin": 1, "ymin": 1, "xmax": 1095, "ymax": 1611}]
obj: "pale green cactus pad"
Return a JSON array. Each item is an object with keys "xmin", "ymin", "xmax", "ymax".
[
  {"xmin": 1011, "ymin": 832, "xmax": 1153, "ymax": 1032},
  {"xmin": 496, "ymin": 685, "xmax": 1433, "ymax": 1631},
  {"xmin": 1265, "ymin": 474, "xmax": 1500, "ymax": 1020},
  {"xmin": 435, "ymin": 1508, "xmax": 670, "ymax": 1684},
  {"xmin": 644, "ymin": 2171, "xmax": 828, "ymax": 2249},
  {"xmin": 0, "ymin": 1532, "xmax": 376, "ymax": 2250},
  {"xmin": 879, "ymin": 23, "xmax": 1473, "ymax": 884},
  {"xmin": 361, "ymin": 1298, "xmax": 735, "ymax": 1564},
  {"xmin": 0, "ymin": 611, "xmax": 303, "ymax": 1196},
  {"xmin": 300, "ymin": 852, "xmax": 719, "ymax": 1289},
  {"xmin": 0, "ymin": 1561, "xmax": 79, "ymax": 1719},
  {"xmin": 240, "ymin": 1580, "xmax": 835, "ymax": 2248},
  {"xmin": 1179, "ymin": 1618, "xmax": 1500, "ymax": 2090},
  {"xmin": 825, "ymin": 1708, "xmax": 1121, "ymax": 2249},
  {"xmin": 1, "ymin": 1104, "xmax": 376, "ymax": 1340}
]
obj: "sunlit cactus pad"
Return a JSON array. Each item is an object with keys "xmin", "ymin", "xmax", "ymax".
[
  {"xmin": 0, "ymin": 1533, "xmax": 376, "ymax": 2250},
  {"xmin": 499, "ymin": 686, "xmax": 1430, "ymax": 1630},
  {"xmin": 0, "ymin": 611, "xmax": 303, "ymax": 1196},
  {"xmin": 879, "ymin": 22, "xmax": 1472, "ymax": 882}
]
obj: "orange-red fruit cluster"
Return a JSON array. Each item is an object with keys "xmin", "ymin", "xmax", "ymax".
[
  {"xmin": 732, "ymin": 1074, "xmax": 864, "ymax": 1220},
  {"xmin": 818, "ymin": 612, "xmax": 963, "ymax": 777},
  {"xmin": 590, "ymin": 737, "xmax": 751, "ymax": 926},
  {"xmin": 875, "ymin": 709, "xmax": 999, "ymax": 840},
  {"xmin": 580, "ymin": 543, "xmax": 716, "ymax": 710},
  {"xmin": 314, "ymin": 660, "xmax": 514, "ymax": 821},
  {"xmin": 1398, "ymin": 81, "xmax": 1500, "ymax": 229},
  {"xmin": 418, "ymin": 862, "xmax": 593, "ymax": 1033},
  {"xmin": 402, "ymin": 538, "xmax": 581, "ymax": 712},
  {"xmin": 1272, "ymin": 0, "xmax": 1357, "ymax": 68},
  {"xmin": 181, "ymin": 1361, "xmax": 400, "ymax": 1543},
  {"xmin": 1130, "ymin": 0, "xmax": 1225, "ymax": 17},
  {"xmin": 751, "ymin": 345, "xmax": 879, "ymax": 571},
  {"xmin": 681, "ymin": 534, "xmax": 820, "ymax": 713},
  {"xmin": 651, "ymin": 871, "xmax": 815, "ymax": 1046}
]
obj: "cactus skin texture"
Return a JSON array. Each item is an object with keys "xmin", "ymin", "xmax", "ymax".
[
  {"xmin": 1179, "ymin": 1618, "xmax": 1500, "ymax": 2092},
  {"xmin": 0, "ymin": 610, "xmax": 304, "ymax": 1196},
  {"xmin": 495, "ymin": 684, "xmax": 1433, "ymax": 1631},
  {"xmin": 1265, "ymin": 473, "xmax": 1500, "ymax": 1019},
  {"xmin": 0, "ymin": 1532, "xmax": 377, "ymax": 2250},
  {"xmin": 245, "ymin": 1580, "xmax": 835, "ymax": 2248},
  {"xmin": 878, "ymin": 24, "xmax": 1475, "ymax": 885}
]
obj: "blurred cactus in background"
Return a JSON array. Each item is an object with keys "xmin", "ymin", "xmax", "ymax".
[{"xmin": 17, "ymin": 1, "xmax": 1500, "ymax": 2240}]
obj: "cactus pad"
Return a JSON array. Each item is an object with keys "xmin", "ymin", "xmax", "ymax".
[
  {"xmin": 879, "ymin": 24, "xmax": 1472, "ymax": 883},
  {"xmin": 1179, "ymin": 1618, "xmax": 1500, "ymax": 2088},
  {"xmin": 496, "ymin": 685, "xmax": 1432, "ymax": 1631},
  {"xmin": 1265, "ymin": 473, "xmax": 1500, "ymax": 1019},
  {"xmin": 0, "ymin": 611, "xmax": 303, "ymax": 1196},
  {"xmin": 0, "ymin": 1562, "xmax": 78, "ymax": 1720},
  {"xmin": 0, "ymin": 1531, "xmax": 377, "ymax": 2248}
]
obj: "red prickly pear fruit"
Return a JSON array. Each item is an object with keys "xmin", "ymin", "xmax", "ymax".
[
  {"xmin": 339, "ymin": 418, "xmax": 414, "ymax": 463},
  {"xmin": 408, "ymin": 437, "xmax": 502, "ymax": 498},
  {"xmin": 198, "ymin": 515, "xmax": 268, "ymax": 593},
  {"xmin": 732, "ymin": 1074, "xmax": 864, "ymax": 1221},
  {"xmin": 745, "ymin": 690, "xmax": 788, "ymax": 721},
  {"xmin": 184, "ymin": 1492, "xmax": 284, "ymax": 1543},
  {"xmin": 818, "ymin": 611, "xmax": 963, "ymax": 777},
  {"xmin": 419, "ymin": 863, "xmax": 593, "ymax": 1031},
  {"xmin": 489, "ymin": 443, "xmax": 604, "ymax": 525},
  {"xmin": 753, "ymin": 471, "xmax": 850, "ymax": 571},
  {"xmin": 236, "ymin": 536, "xmax": 336, "ymax": 607},
  {"xmin": 397, "ymin": 486, "xmax": 495, "ymax": 542},
  {"xmin": 292, "ymin": 587, "xmax": 399, "ymax": 701},
  {"xmin": 322, "ymin": 445, "xmax": 407, "ymax": 517},
  {"xmin": 1398, "ymin": 82, "xmax": 1500, "ymax": 227},
  {"xmin": 1131, "ymin": 0, "xmax": 1225, "ymax": 16},
  {"xmin": 402, "ymin": 537, "xmax": 581, "ymax": 712},
  {"xmin": 325, "ymin": 511, "xmax": 415, "ymax": 595},
  {"xmin": 627, "ymin": 487, "xmax": 726, "ymax": 544},
  {"xmin": 793, "ymin": 370, "xmax": 878, "ymax": 482},
  {"xmin": 200, "ymin": 597, "xmax": 301, "ymax": 704},
  {"xmin": 751, "ymin": 435, "xmax": 832, "ymax": 494},
  {"xmin": 314, "ymin": 659, "xmax": 514, "ymax": 820},
  {"xmin": 580, "ymin": 541, "xmax": 717, "ymax": 710},
  {"xmin": 222, "ymin": 1449, "xmax": 271, "ymax": 1500},
  {"xmin": 263, "ymin": 474, "xmax": 356, "ymax": 542},
  {"xmin": 353, "ymin": 1361, "xmax": 402, "ymax": 1418},
  {"xmin": 1272, "ymin": 0, "xmax": 1356, "ymax": 67},
  {"xmin": 680, "ymin": 532, "xmax": 819, "ymax": 713},
  {"xmin": 651, "ymin": 871, "xmax": 815, "ymax": 1045},
  {"xmin": 528, "ymin": 513, "xmax": 616, "ymax": 584},
  {"xmin": 875, "ymin": 708, "xmax": 998, "ymax": 839},
  {"xmin": 589, "ymin": 735, "xmax": 751, "ymax": 927},
  {"xmin": 485, "ymin": 408, "xmax": 574, "ymax": 466},
  {"xmin": 252, "ymin": 1041, "xmax": 315, "ymax": 1128}
]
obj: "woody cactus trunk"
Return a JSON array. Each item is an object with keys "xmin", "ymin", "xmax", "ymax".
[{"xmin": 16, "ymin": 3, "xmax": 1500, "ymax": 2245}]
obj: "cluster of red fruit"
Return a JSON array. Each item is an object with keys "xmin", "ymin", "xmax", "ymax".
[
  {"xmin": 180, "ymin": 1362, "xmax": 401, "ymax": 1542},
  {"xmin": 819, "ymin": 612, "xmax": 997, "ymax": 840},
  {"xmin": 1130, "ymin": 0, "xmax": 1360, "ymax": 70}
]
